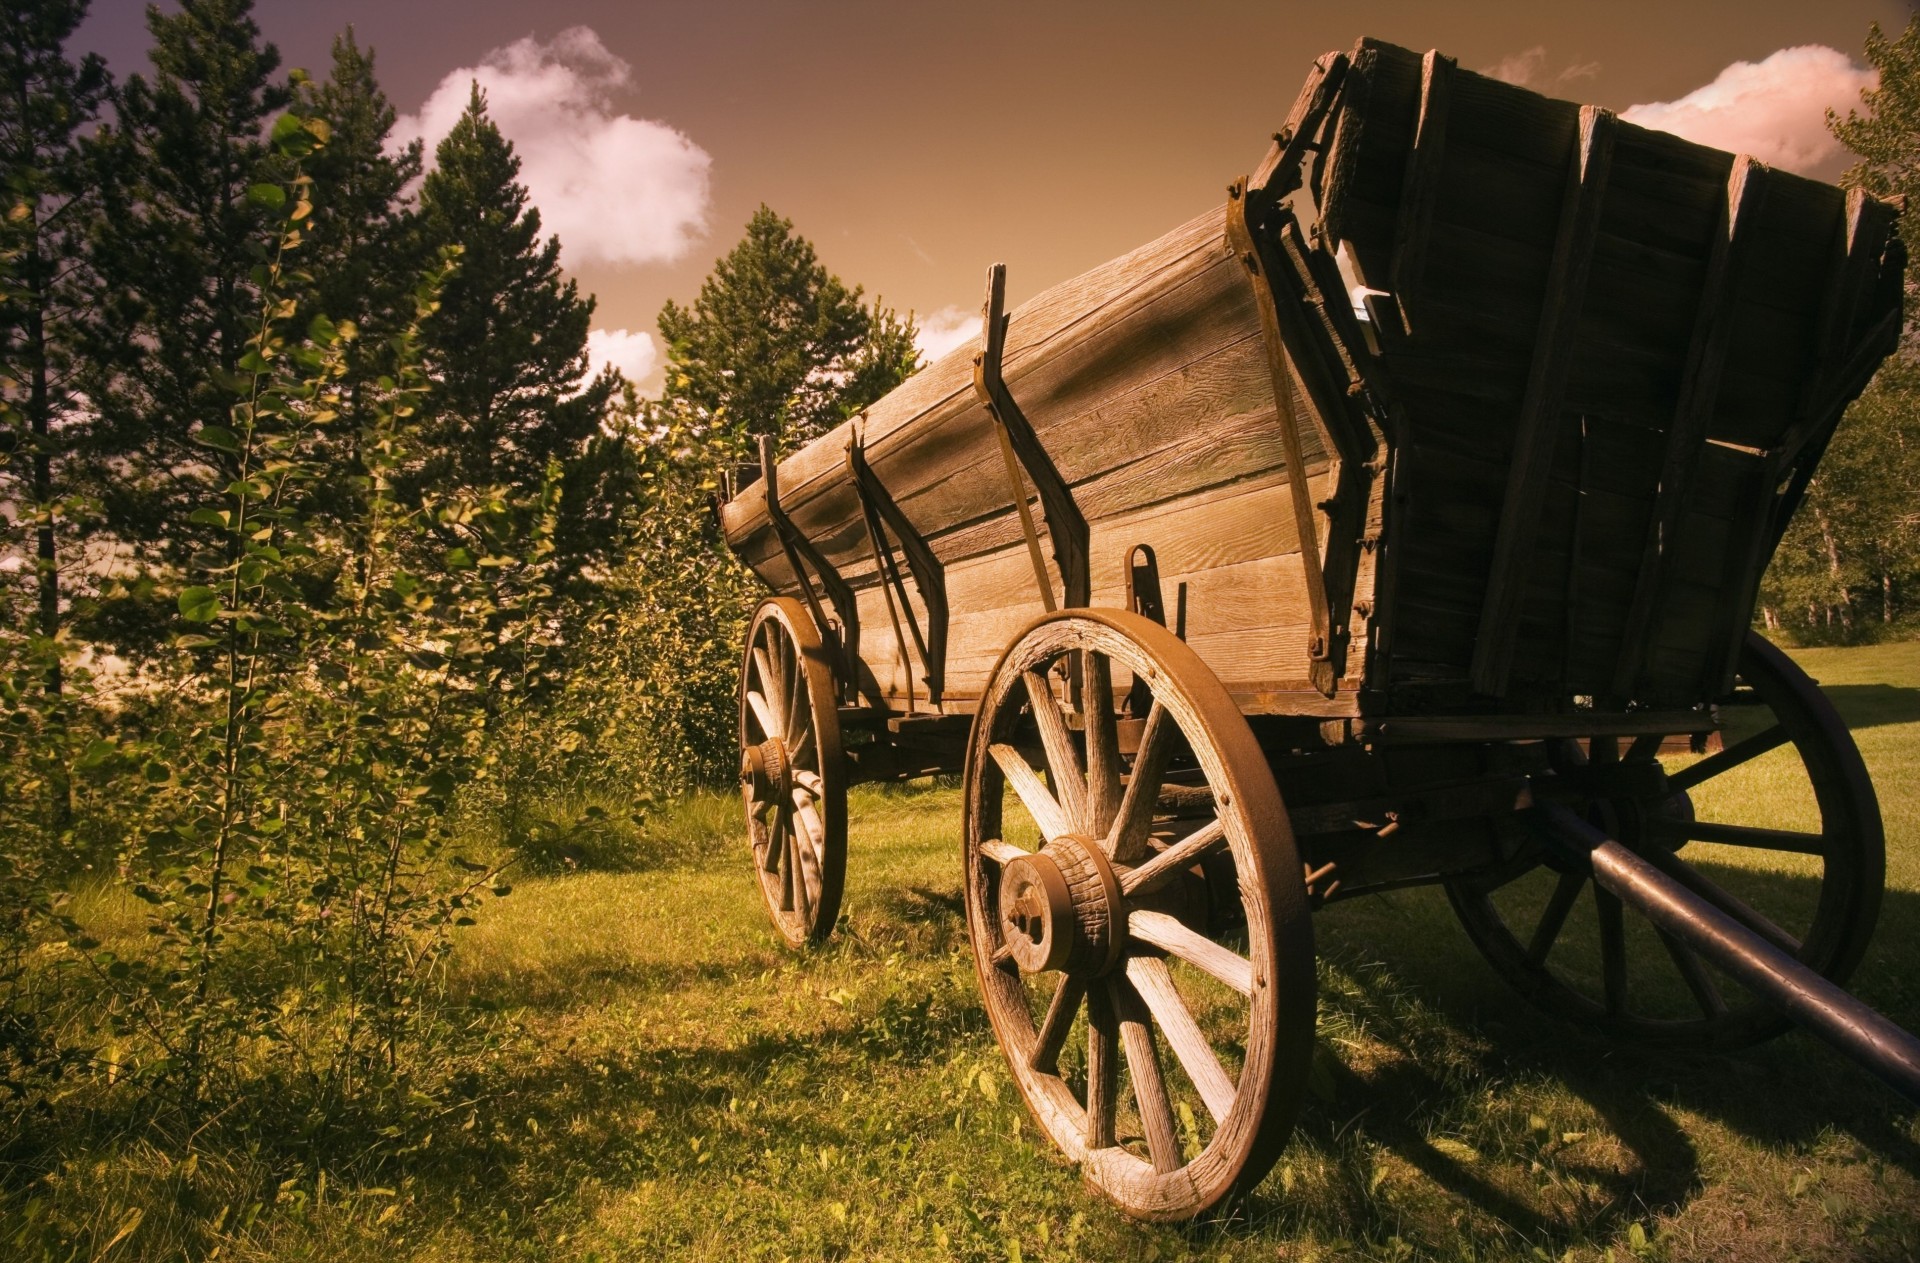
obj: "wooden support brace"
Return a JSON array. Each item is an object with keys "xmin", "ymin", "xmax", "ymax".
[
  {"xmin": 1612, "ymin": 155, "xmax": 1769, "ymax": 699},
  {"xmin": 846, "ymin": 424, "xmax": 949, "ymax": 707},
  {"xmin": 973, "ymin": 264, "xmax": 1091, "ymax": 611},
  {"xmin": 1472, "ymin": 105, "xmax": 1618, "ymax": 697},
  {"xmin": 760, "ymin": 434, "xmax": 864, "ymax": 704}
]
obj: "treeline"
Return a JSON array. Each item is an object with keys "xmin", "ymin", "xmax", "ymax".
[{"xmin": 0, "ymin": 0, "xmax": 917, "ymax": 1221}]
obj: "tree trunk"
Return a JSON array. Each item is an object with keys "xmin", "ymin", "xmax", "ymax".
[{"xmin": 25, "ymin": 224, "xmax": 71, "ymax": 832}]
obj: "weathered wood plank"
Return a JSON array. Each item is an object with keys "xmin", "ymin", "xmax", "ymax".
[{"xmin": 1472, "ymin": 106, "xmax": 1618, "ymax": 696}]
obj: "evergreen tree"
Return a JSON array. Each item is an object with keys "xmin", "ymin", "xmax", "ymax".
[
  {"xmin": 411, "ymin": 85, "xmax": 629, "ymax": 587},
  {"xmin": 657, "ymin": 205, "xmax": 919, "ymax": 451},
  {"xmin": 83, "ymin": 0, "xmax": 289, "ymax": 623},
  {"xmin": 302, "ymin": 28, "xmax": 419, "ymax": 528},
  {"xmin": 1759, "ymin": 15, "xmax": 1920, "ymax": 636},
  {"xmin": 0, "ymin": 0, "xmax": 111, "ymax": 826}
]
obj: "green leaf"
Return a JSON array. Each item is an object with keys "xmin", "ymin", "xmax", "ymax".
[
  {"xmin": 189, "ymin": 508, "xmax": 231, "ymax": 529},
  {"xmin": 308, "ymin": 313, "xmax": 339, "ymax": 345},
  {"xmin": 194, "ymin": 425, "xmax": 241, "ymax": 453},
  {"xmin": 178, "ymin": 586, "xmax": 221, "ymax": 623},
  {"xmin": 247, "ymin": 183, "xmax": 287, "ymax": 209},
  {"xmin": 271, "ymin": 112, "xmax": 305, "ymax": 145}
]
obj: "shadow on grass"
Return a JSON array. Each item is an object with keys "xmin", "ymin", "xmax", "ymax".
[
  {"xmin": 1821, "ymin": 682, "xmax": 1920, "ymax": 730},
  {"xmin": 1293, "ymin": 860, "xmax": 1920, "ymax": 1248}
]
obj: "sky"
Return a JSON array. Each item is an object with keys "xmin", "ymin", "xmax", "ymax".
[{"xmin": 76, "ymin": 0, "xmax": 1915, "ymax": 390}]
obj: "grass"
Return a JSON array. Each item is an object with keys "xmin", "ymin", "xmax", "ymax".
[{"xmin": 16, "ymin": 643, "xmax": 1920, "ymax": 1261}]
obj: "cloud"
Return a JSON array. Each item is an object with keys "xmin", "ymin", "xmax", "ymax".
[
  {"xmin": 585, "ymin": 327, "xmax": 659, "ymax": 386},
  {"xmin": 912, "ymin": 306, "xmax": 982, "ymax": 365},
  {"xmin": 395, "ymin": 27, "xmax": 710, "ymax": 268},
  {"xmin": 1481, "ymin": 47, "xmax": 1603, "ymax": 90},
  {"xmin": 1621, "ymin": 46, "xmax": 1874, "ymax": 177},
  {"xmin": 1483, "ymin": 46, "xmax": 1548, "ymax": 87}
]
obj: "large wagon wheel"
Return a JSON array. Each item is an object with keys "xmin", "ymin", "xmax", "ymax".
[
  {"xmin": 963, "ymin": 609, "xmax": 1316, "ymax": 1221},
  {"xmin": 740, "ymin": 596, "xmax": 846, "ymax": 946},
  {"xmin": 1448, "ymin": 631, "xmax": 1885, "ymax": 1050}
]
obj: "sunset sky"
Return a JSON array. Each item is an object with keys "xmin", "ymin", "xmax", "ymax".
[{"xmin": 79, "ymin": 0, "xmax": 1912, "ymax": 389}]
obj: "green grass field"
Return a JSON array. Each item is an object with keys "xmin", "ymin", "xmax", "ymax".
[{"xmin": 38, "ymin": 643, "xmax": 1920, "ymax": 1261}]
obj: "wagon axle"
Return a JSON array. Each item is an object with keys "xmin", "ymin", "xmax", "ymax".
[{"xmin": 1529, "ymin": 803, "xmax": 1920, "ymax": 1105}]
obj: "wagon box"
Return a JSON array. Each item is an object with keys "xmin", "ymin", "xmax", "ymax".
[{"xmin": 719, "ymin": 37, "xmax": 1918, "ymax": 1222}]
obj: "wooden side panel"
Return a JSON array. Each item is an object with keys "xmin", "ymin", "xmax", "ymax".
[
  {"xmin": 723, "ymin": 204, "xmax": 1345, "ymax": 711},
  {"xmin": 1323, "ymin": 37, "xmax": 1902, "ymax": 708}
]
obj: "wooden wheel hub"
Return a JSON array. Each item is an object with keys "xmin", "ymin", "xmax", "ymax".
[
  {"xmin": 997, "ymin": 835, "xmax": 1126, "ymax": 977},
  {"xmin": 741, "ymin": 738, "xmax": 791, "ymax": 807}
]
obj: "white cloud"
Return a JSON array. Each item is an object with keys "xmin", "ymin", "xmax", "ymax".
[
  {"xmin": 1483, "ymin": 46, "xmax": 1548, "ymax": 87},
  {"xmin": 913, "ymin": 305, "xmax": 982, "ymax": 365},
  {"xmin": 395, "ymin": 27, "xmax": 710, "ymax": 268},
  {"xmin": 585, "ymin": 327, "xmax": 659, "ymax": 386},
  {"xmin": 1481, "ymin": 47, "xmax": 1603, "ymax": 90},
  {"xmin": 1621, "ymin": 46, "xmax": 1874, "ymax": 177}
]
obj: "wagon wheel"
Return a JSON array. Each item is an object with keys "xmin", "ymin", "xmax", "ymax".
[
  {"xmin": 1448, "ymin": 631, "xmax": 1885, "ymax": 1050},
  {"xmin": 963, "ymin": 609, "xmax": 1316, "ymax": 1222},
  {"xmin": 740, "ymin": 596, "xmax": 846, "ymax": 946}
]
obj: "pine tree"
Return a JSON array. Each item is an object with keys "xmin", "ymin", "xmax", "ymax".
[
  {"xmin": 302, "ymin": 28, "xmax": 420, "ymax": 528},
  {"xmin": 0, "ymin": 0, "xmax": 111, "ymax": 826},
  {"xmin": 83, "ymin": 0, "xmax": 289, "ymax": 625},
  {"xmin": 411, "ymin": 85, "xmax": 629, "ymax": 588},
  {"xmin": 657, "ymin": 205, "xmax": 919, "ymax": 451}
]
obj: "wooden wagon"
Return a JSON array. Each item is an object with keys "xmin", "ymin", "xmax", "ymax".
[{"xmin": 717, "ymin": 38, "xmax": 1920, "ymax": 1221}]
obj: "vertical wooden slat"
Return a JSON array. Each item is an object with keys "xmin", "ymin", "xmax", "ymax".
[
  {"xmin": 1470, "ymin": 105, "xmax": 1618, "ymax": 696},
  {"xmin": 1389, "ymin": 50, "xmax": 1455, "ymax": 332},
  {"xmin": 1610, "ymin": 155, "xmax": 1769, "ymax": 700}
]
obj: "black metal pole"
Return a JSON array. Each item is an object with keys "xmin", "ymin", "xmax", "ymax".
[{"xmin": 1534, "ymin": 804, "xmax": 1920, "ymax": 1105}]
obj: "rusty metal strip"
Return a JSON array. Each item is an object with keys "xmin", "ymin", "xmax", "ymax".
[
  {"xmin": 1227, "ymin": 183, "xmax": 1335, "ymax": 693},
  {"xmin": 846, "ymin": 424, "xmax": 948, "ymax": 707},
  {"xmin": 973, "ymin": 263, "xmax": 1090, "ymax": 610},
  {"xmin": 759, "ymin": 434, "xmax": 861, "ymax": 703}
]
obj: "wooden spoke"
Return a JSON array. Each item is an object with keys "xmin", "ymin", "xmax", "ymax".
[
  {"xmin": 779, "ymin": 826, "xmax": 796, "ymax": 912},
  {"xmin": 1085, "ymin": 984, "xmax": 1119, "ymax": 1150},
  {"xmin": 1128, "ymin": 910, "xmax": 1254, "ymax": 996},
  {"xmin": 1126, "ymin": 956, "xmax": 1237, "ymax": 1124},
  {"xmin": 745, "ymin": 690, "xmax": 781, "ymax": 743},
  {"xmin": 1121, "ymin": 818, "xmax": 1226, "ymax": 896},
  {"xmin": 1112, "ymin": 977, "xmax": 1183, "ymax": 1174},
  {"xmin": 1636, "ymin": 845, "xmax": 1802, "ymax": 955},
  {"xmin": 1527, "ymin": 870, "xmax": 1587, "ymax": 965},
  {"xmin": 1030, "ymin": 975, "xmax": 1088, "ymax": 1074},
  {"xmin": 1667, "ymin": 723, "xmax": 1788, "ymax": 793},
  {"xmin": 1024, "ymin": 670, "xmax": 1088, "ymax": 832},
  {"xmin": 991, "ymin": 742, "xmax": 1074, "ymax": 841},
  {"xmin": 761, "ymin": 801, "xmax": 786, "ymax": 873},
  {"xmin": 1645, "ymin": 817, "xmax": 1826, "ymax": 856},
  {"xmin": 1590, "ymin": 734, "xmax": 1619, "ymax": 765},
  {"xmin": 1658, "ymin": 928, "xmax": 1729, "ymax": 1019},
  {"xmin": 752, "ymin": 644, "xmax": 779, "ymax": 709},
  {"xmin": 791, "ymin": 791, "xmax": 826, "ymax": 858},
  {"xmin": 980, "ymin": 838, "xmax": 1031, "ymax": 865},
  {"xmin": 1594, "ymin": 884, "xmax": 1627, "ymax": 1018},
  {"xmin": 783, "ymin": 639, "xmax": 807, "ymax": 747},
  {"xmin": 787, "ymin": 724, "xmax": 814, "ymax": 764},
  {"xmin": 1106, "ymin": 702, "xmax": 1173, "ymax": 863},
  {"xmin": 1083, "ymin": 651, "xmax": 1124, "ymax": 837},
  {"xmin": 991, "ymin": 941, "xmax": 1015, "ymax": 969},
  {"xmin": 793, "ymin": 768, "xmax": 826, "ymax": 798}
]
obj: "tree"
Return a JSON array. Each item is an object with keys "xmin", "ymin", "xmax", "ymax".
[
  {"xmin": 410, "ymin": 85, "xmax": 630, "ymax": 590},
  {"xmin": 1763, "ymin": 15, "xmax": 1920, "ymax": 637},
  {"xmin": 657, "ymin": 205, "xmax": 919, "ymax": 451},
  {"xmin": 0, "ymin": 0, "xmax": 111, "ymax": 827},
  {"xmin": 83, "ymin": 0, "xmax": 289, "ymax": 643}
]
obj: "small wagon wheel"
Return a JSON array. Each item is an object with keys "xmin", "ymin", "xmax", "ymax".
[
  {"xmin": 740, "ymin": 596, "xmax": 847, "ymax": 946},
  {"xmin": 1448, "ymin": 631, "xmax": 1885, "ymax": 1050},
  {"xmin": 963, "ymin": 609, "xmax": 1316, "ymax": 1221}
]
